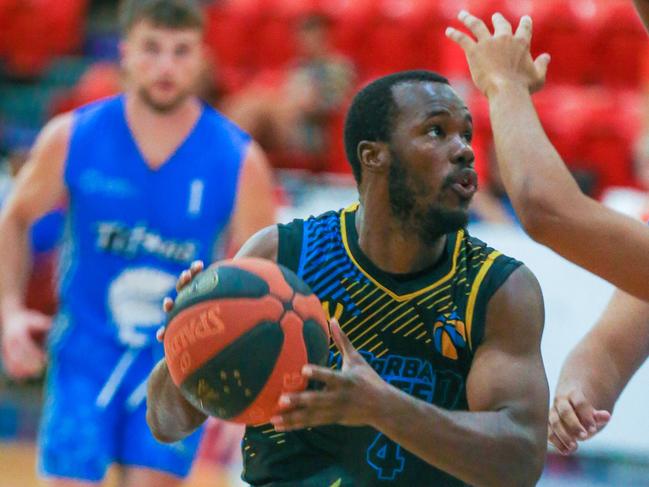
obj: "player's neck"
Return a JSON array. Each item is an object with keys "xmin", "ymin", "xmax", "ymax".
[
  {"xmin": 355, "ymin": 202, "xmax": 447, "ymax": 275},
  {"xmin": 124, "ymin": 93, "xmax": 202, "ymax": 170},
  {"xmin": 125, "ymin": 92, "xmax": 201, "ymax": 128}
]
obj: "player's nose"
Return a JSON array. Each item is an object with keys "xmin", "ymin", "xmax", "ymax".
[{"xmin": 450, "ymin": 138, "xmax": 474, "ymax": 167}]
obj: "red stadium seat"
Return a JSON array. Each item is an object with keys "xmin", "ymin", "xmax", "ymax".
[
  {"xmin": 354, "ymin": 0, "xmax": 425, "ymax": 77},
  {"xmin": 204, "ymin": 1, "xmax": 259, "ymax": 72},
  {"xmin": 320, "ymin": 0, "xmax": 374, "ymax": 61},
  {"xmin": 530, "ymin": 0, "xmax": 592, "ymax": 85},
  {"xmin": 571, "ymin": 89, "xmax": 640, "ymax": 196},
  {"xmin": 1, "ymin": 0, "xmax": 87, "ymax": 76},
  {"xmin": 589, "ymin": 1, "xmax": 648, "ymax": 89}
]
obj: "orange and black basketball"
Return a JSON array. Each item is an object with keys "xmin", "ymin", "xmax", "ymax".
[{"xmin": 163, "ymin": 257, "xmax": 330, "ymax": 425}]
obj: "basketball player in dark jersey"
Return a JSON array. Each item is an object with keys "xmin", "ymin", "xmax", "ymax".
[{"xmin": 148, "ymin": 71, "xmax": 549, "ymax": 486}]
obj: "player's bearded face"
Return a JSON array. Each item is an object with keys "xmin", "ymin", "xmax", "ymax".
[
  {"xmin": 388, "ymin": 150, "xmax": 469, "ymax": 244},
  {"xmin": 123, "ymin": 21, "xmax": 204, "ymax": 113}
]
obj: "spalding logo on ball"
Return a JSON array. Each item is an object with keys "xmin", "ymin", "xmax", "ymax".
[{"xmin": 163, "ymin": 258, "xmax": 330, "ymax": 425}]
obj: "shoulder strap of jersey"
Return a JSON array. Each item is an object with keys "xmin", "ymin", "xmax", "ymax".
[
  {"xmin": 277, "ymin": 219, "xmax": 305, "ymax": 274},
  {"xmin": 466, "ymin": 253, "xmax": 523, "ymax": 352}
]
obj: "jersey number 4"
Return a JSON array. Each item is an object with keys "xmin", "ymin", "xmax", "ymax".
[{"xmin": 367, "ymin": 433, "xmax": 405, "ymax": 480}]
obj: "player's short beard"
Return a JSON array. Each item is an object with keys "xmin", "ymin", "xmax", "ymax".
[
  {"xmin": 138, "ymin": 86, "xmax": 189, "ymax": 114},
  {"xmin": 388, "ymin": 151, "xmax": 468, "ymax": 245}
]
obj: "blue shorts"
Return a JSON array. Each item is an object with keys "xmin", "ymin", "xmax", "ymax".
[{"xmin": 38, "ymin": 329, "xmax": 203, "ymax": 482}]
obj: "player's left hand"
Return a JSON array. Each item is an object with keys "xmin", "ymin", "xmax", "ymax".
[
  {"xmin": 271, "ymin": 319, "xmax": 387, "ymax": 431},
  {"xmin": 157, "ymin": 260, "xmax": 205, "ymax": 342},
  {"xmin": 445, "ymin": 11, "xmax": 551, "ymax": 97}
]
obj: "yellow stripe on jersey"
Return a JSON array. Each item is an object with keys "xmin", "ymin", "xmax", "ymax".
[
  {"xmin": 340, "ymin": 203, "xmax": 463, "ymax": 302},
  {"xmin": 466, "ymin": 250, "xmax": 501, "ymax": 351}
]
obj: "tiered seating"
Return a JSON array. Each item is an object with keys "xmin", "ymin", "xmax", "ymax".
[
  {"xmin": 0, "ymin": 0, "xmax": 87, "ymax": 77},
  {"xmin": 2, "ymin": 0, "xmax": 647, "ymax": 194}
]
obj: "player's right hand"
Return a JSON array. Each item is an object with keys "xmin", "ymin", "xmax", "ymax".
[
  {"xmin": 548, "ymin": 386, "xmax": 611, "ymax": 455},
  {"xmin": 157, "ymin": 260, "xmax": 204, "ymax": 342},
  {"xmin": 1, "ymin": 307, "xmax": 51, "ymax": 379}
]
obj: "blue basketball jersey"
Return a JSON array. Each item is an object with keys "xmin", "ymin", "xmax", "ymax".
[{"xmin": 56, "ymin": 95, "xmax": 250, "ymax": 347}]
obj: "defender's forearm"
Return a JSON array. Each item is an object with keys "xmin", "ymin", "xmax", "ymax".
[
  {"xmin": 371, "ymin": 386, "xmax": 545, "ymax": 487},
  {"xmin": 557, "ymin": 337, "xmax": 622, "ymax": 414},
  {"xmin": 487, "ymin": 82, "xmax": 582, "ymax": 236},
  {"xmin": 146, "ymin": 359, "xmax": 207, "ymax": 443}
]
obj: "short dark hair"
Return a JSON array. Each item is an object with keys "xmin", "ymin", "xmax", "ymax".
[
  {"xmin": 119, "ymin": 0, "xmax": 205, "ymax": 34},
  {"xmin": 343, "ymin": 70, "xmax": 450, "ymax": 184}
]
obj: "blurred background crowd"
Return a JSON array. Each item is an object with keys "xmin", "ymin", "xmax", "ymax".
[{"xmin": 2, "ymin": 0, "xmax": 649, "ymax": 485}]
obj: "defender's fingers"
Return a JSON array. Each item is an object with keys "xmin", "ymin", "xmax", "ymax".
[
  {"xmin": 549, "ymin": 409, "xmax": 578, "ymax": 451},
  {"xmin": 534, "ymin": 53, "xmax": 551, "ymax": 79},
  {"xmin": 445, "ymin": 27, "xmax": 476, "ymax": 51},
  {"xmin": 594, "ymin": 410, "xmax": 612, "ymax": 431},
  {"xmin": 555, "ymin": 399, "xmax": 588, "ymax": 438},
  {"xmin": 458, "ymin": 10, "xmax": 492, "ymax": 40},
  {"xmin": 492, "ymin": 12, "xmax": 513, "ymax": 36},
  {"xmin": 515, "ymin": 15, "xmax": 533, "ymax": 42}
]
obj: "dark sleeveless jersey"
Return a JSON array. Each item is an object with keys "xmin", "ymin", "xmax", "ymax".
[{"xmin": 242, "ymin": 203, "xmax": 523, "ymax": 487}]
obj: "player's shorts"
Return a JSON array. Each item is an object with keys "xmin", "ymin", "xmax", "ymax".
[{"xmin": 38, "ymin": 327, "xmax": 203, "ymax": 482}]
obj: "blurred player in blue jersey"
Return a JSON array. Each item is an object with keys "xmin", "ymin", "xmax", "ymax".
[{"xmin": 0, "ymin": 1, "xmax": 275, "ymax": 486}]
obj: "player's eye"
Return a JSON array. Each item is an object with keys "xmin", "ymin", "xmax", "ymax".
[
  {"xmin": 463, "ymin": 130, "xmax": 473, "ymax": 143},
  {"xmin": 428, "ymin": 125, "xmax": 444, "ymax": 138},
  {"xmin": 144, "ymin": 41, "xmax": 159, "ymax": 55},
  {"xmin": 175, "ymin": 44, "xmax": 190, "ymax": 57}
]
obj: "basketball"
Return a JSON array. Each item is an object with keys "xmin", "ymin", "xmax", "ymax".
[{"xmin": 163, "ymin": 257, "xmax": 330, "ymax": 425}]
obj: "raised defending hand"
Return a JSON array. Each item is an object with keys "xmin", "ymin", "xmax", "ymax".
[
  {"xmin": 548, "ymin": 386, "xmax": 611, "ymax": 455},
  {"xmin": 157, "ymin": 259, "xmax": 204, "ymax": 342},
  {"xmin": 271, "ymin": 319, "xmax": 388, "ymax": 431},
  {"xmin": 445, "ymin": 11, "xmax": 551, "ymax": 97}
]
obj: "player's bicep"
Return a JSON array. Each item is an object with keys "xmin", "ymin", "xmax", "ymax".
[
  {"xmin": 466, "ymin": 266, "xmax": 548, "ymax": 431},
  {"xmin": 2, "ymin": 114, "xmax": 71, "ymax": 224}
]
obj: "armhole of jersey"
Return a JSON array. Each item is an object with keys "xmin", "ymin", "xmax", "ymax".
[
  {"xmin": 277, "ymin": 219, "xmax": 305, "ymax": 274},
  {"xmin": 467, "ymin": 254, "xmax": 523, "ymax": 353}
]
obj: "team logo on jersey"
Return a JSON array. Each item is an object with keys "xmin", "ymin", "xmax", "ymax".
[{"xmin": 432, "ymin": 311, "xmax": 467, "ymax": 360}]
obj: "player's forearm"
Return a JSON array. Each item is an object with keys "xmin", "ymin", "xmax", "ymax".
[
  {"xmin": 371, "ymin": 385, "xmax": 544, "ymax": 487},
  {"xmin": 487, "ymin": 81, "xmax": 583, "ymax": 240},
  {"xmin": 556, "ymin": 337, "xmax": 622, "ymax": 413},
  {"xmin": 0, "ymin": 211, "xmax": 32, "ymax": 320},
  {"xmin": 558, "ymin": 290, "xmax": 649, "ymax": 412},
  {"xmin": 146, "ymin": 359, "xmax": 207, "ymax": 443}
]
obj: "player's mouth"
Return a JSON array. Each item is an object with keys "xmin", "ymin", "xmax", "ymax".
[
  {"xmin": 154, "ymin": 79, "xmax": 176, "ymax": 92},
  {"xmin": 449, "ymin": 168, "xmax": 478, "ymax": 201}
]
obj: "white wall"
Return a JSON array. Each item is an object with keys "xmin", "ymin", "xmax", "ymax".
[{"xmin": 472, "ymin": 224, "xmax": 649, "ymax": 457}]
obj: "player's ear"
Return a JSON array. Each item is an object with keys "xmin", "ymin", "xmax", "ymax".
[{"xmin": 358, "ymin": 141, "xmax": 389, "ymax": 176}]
